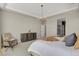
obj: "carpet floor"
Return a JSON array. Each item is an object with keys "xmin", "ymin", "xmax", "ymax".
[{"xmin": 0, "ymin": 40, "xmax": 34, "ymax": 56}]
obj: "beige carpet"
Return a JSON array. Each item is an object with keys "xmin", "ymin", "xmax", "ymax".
[{"xmin": 0, "ymin": 40, "xmax": 34, "ymax": 56}]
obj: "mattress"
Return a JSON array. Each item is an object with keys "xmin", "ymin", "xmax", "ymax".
[{"xmin": 28, "ymin": 40, "xmax": 79, "ymax": 56}]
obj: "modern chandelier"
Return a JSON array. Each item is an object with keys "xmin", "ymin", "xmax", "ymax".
[
  {"xmin": 40, "ymin": 4, "xmax": 47, "ymax": 25},
  {"xmin": 40, "ymin": 4, "xmax": 47, "ymax": 39}
]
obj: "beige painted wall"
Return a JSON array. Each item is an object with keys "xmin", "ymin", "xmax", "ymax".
[
  {"xmin": 0, "ymin": 10, "xmax": 41, "ymax": 42},
  {"xmin": 47, "ymin": 9, "xmax": 79, "ymax": 36},
  {"xmin": 0, "ymin": 8, "xmax": 79, "ymax": 43},
  {"xmin": 0, "ymin": 9, "xmax": 2, "ymax": 34},
  {"xmin": 0, "ymin": 9, "xmax": 3, "ymax": 48}
]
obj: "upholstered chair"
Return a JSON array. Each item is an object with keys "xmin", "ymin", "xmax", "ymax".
[{"xmin": 3, "ymin": 33, "xmax": 18, "ymax": 48}]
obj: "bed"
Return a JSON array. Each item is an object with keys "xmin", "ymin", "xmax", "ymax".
[{"xmin": 28, "ymin": 40, "xmax": 79, "ymax": 56}]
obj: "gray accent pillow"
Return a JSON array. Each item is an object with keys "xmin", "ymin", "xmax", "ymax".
[{"xmin": 65, "ymin": 33, "xmax": 77, "ymax": 47}]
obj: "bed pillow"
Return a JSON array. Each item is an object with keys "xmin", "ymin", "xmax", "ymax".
[
  {"xmin": 46, "ymin": 36, "xmax": 59, "ymax": 41},
  {"xmin": 74, "ymin": 39, "xmax": 79, "ymax": 49},
  {"xmin": 65, "ymin": 33, "xmax": 77, "ymax": 47},
  {"xmin": 74, "ymin": 33, "xmax": 79, "ymax": 49},
  {"xmin": 76, "ymin": 33, "xmax": 79, "ymax": 39}
]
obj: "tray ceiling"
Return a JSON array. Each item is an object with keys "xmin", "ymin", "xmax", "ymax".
[{"xmin": 0, "ymin": 3, "xmax": 79, "ymax": 18}]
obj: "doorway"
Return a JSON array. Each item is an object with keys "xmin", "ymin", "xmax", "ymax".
[{"xmin": 57, "ymin": 20, "xmax": 66, "ymax": 37}]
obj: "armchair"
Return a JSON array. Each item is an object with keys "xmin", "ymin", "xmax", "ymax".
[{"xmin": 3, "ymin": 33, "xmax": 18, "ymax": 48}]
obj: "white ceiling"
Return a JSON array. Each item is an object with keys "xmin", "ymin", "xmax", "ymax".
[
  {"xmin": 0, "ymin": 3, "xmax": 5, "ymax": 8},
  {"xmin": 0, "ymin": 3, "xmax": 79, "ymax": 18}
]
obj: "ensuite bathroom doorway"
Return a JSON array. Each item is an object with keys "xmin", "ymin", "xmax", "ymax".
[{"xmin": 57, "ymin": 19, "xmax": 66, "ymax": 37}]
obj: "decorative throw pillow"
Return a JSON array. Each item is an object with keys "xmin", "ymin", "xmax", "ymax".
[
  {"xmin": 76, "ymin": 33, "xmax": 79, "ymax": 38},
  {"xmin": 65, "ymin": 33, "xmax": 77, "ymax": 47},
  {"xmin": 74, "ymin": 33, "xmax": 79, "ymax": 49},
  {"xmin": 46, "ymin": 36, "xmax": 59, "ymax": 41},
  {"xmin": 74, "ymin": 39, "xmax": 79, "ymax": 49}
]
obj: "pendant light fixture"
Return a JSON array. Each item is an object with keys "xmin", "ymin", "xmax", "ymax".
[
  {"xmin": 40, "ymin": 4, "xmax": 47, "ymax": 25},
  {"xmin": 40, "ymin": 4, "xmax": 47, "ymax": 39}
]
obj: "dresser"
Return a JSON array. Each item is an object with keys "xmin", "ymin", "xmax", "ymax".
[{"xmin": 21, "ymin": 33, "xmax": 37, "ymax": 42}]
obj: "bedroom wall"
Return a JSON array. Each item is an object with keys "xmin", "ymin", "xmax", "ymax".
[
  {"xmin": 0, "ymin": 10, "xmax": 41, "ymax": 42},
  {"xmin": 0, "ymin": 9, "xmax": 3, "ymax": 34},
  {"xmin": 47, "ymin": 9, "xmax": 79, "ymax": 36},
  {"xmin": 0, "ymin": 9, "xmax": 2, "ymax": 48},
  {"xmin": 0, "ymin": 8, "xmax": 79, "ymax": 42}
]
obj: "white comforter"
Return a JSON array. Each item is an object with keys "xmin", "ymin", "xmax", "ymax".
[{"xmin": 28, "ymin": 40, "xmax": 79, "ymax": 56}]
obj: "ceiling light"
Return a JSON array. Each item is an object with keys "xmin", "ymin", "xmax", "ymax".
[
  {"xmin": 40, "ymin": 4, "xmax": 47, "ymax": 25},
  {"xmin": 40, "ymin": 4, "xmax": 47, "ymax": 39}
]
